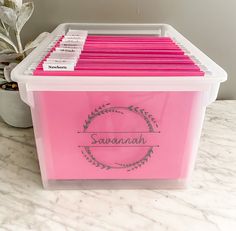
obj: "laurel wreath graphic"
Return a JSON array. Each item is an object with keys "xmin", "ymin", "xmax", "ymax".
[{"xmin": 79, "ymin": 103, "xmax": 159, "ymax": 171}]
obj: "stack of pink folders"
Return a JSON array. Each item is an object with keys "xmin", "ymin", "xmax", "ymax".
[{"xmin": 34, "ymin": 34, "xmax": 204, "ymax": 77}]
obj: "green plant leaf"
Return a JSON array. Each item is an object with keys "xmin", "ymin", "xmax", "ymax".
[
  {"xmin": 0, "ymin": 32, "xmax": 18, "ymax": 51},
  {"xmin": 0, "ymin": 80, "xmax": 7, "ymax": 85},
  {"xmin": 3, "ymin": 0, "xmax": 15, "ymax": 9},
  {"xmin": 24, "ymin": 32, "xmax": 49, "ymax": 52},
  {"xmin": 0, "ymin": 24, "xmax": 6, "ymax": 34},
  {"xmin": 3, "ymin": 62, "xmax": 17, "ymax": 82},
  {"xmin": 0, "ymin": 20, "xmax": 10, "ymax": 36},
  {"xmin": 0, "ymin": 52, "xmax": 21, "ymax": 62},
  {"xmin": 0, "ymin": 22, "xmax": 9, "ymax": 37},
  {"xmin": 0, "ymin": 40, "xmax": 12, "ymax": 51},
  {"xmin": 4, "ymin": 0, "xmax": 22, "ymax": 10},
  {"xmin": 0, "ymin": 6, "xmax": 17, "ymax": 29},
  {"xmin": 0, "ymin": 48, "xmax": 15, "ymax": 54},
  {"xmin": 16, "ymin": 2, "xmax": 34, "ymax": 33}
]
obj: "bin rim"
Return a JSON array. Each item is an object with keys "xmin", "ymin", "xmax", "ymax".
[{"xmin": 11, "ymin": 23, "xmax": 227, "ymax": 89}]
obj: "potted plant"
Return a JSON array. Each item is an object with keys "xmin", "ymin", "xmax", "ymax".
[{"xmin": 0, "ymin": 0, "xmax": 48, "ymax": 127}]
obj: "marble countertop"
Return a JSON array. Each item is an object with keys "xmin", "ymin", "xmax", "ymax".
[{"xmin": 0, "ymin": 100, "xmax": 235, "ymax": 231}]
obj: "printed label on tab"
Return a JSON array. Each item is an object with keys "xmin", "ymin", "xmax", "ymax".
[
  {"xmin": 44, "ymin": 60, "xmax": 76, "ymax": 66},
  {"xmin": 64, "ymin": 35, "xmax": 87, "ymax": 40},
  {"xmin": 43, "ymin": 63, "xmax": 74, "ymax": 71},
  {"xmin": 56, "ymin": 47, "xmax": 81, "ymax": 54},
  {"xmin": 59, "ymin": 44, "xmax": 84, "ymax": 49},
  {"xmin": 62, "ymin": 38, "xmax": 85, "ymax": 43},
  {"xmin": 66, "ymin": 29, "xmax": 88, "ymax": 37},
  {"xmin": 47, "ymin": 55, "xmax": 78, "ymax": 62},
  {"xmin": 46, "ymin": 58, "xmax": 77, "ymax": 65},
  {"xmin": 49, "ymin": 52, "xmax": 79, "ymax": 58},
  {"xmin": 60, "ymin": 41, "xmax": 84, "ymax": 46}
]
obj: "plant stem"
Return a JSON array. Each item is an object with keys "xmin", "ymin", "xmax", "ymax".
[{"xmin": 15, "ymin": 32, "xmax": 25, "ymax": 57}]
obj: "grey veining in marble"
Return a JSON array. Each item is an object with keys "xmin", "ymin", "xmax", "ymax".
[{"xmin": 0, "ymin": 100, "xmax": 236, "ymax": 231}]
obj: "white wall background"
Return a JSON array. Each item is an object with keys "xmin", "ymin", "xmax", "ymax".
[{"xmin": 22, "ymin": 0, "xmax": 236, "ymax": 99}]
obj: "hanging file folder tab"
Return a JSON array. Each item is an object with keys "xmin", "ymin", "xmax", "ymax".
[
  {"xmin": 55, "ymin": 47, "xmax": 81, "ymax": 54},
  {"xmin": 43, "ymin": 63, "xmax": 75, "ymax": 71},
  {"xmin": 66, "ymin": 29, "xmax": 88, "ymax": 38}
]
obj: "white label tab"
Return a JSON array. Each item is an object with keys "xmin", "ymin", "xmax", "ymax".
[
  {"xmin": 49, "ymin": 52, "xmax": 79, "ymax": 58},
  {"xmin": 44, "ymin": 59, "xmax": 76, "ymax": 65},
  {"xmin": 66, "ymin": 29, "xmax": 88, "ymax": 37},
  {"xmin": 46, "ymin": 58, "xmax": 77, "ymax": 65},
  {"xmin": 59, "ymin": 44, "xmax": 84, "ymax": 49},
  {"xmin": 60, "ymin": 41, "xmax": 84, "ymax": 47},
  {"xmin": 43, "ymin": 63, "xmax": 74, "ymax": 71},
  {"xmin": 64, "ymin": 35, "xmax": 86, "ymax": 40},
  {"xmin": 62, "ymin": 37, "xmax": 85, "ymax": 43},
  {"xmin": 55, "ymin": 47, "xmax": 81, "ymax": 54}
]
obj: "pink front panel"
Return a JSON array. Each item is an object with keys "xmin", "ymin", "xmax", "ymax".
[{"xmin": 34, "ymin": 91, "xmax": 203, "ymax": 180}]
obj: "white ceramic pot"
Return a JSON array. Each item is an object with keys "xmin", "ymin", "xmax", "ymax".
[{"xmin": 0, "ymin": 88, "xmax": 32, "ymax": 128}]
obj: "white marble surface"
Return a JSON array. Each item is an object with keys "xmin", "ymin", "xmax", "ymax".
[{"xmin": 0, "ymin": 100, "xmax": 235, "ymax": 231}]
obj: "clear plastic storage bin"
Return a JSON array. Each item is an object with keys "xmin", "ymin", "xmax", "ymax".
[{"xmin": 12, "ymin": 24, "xmax": 227, "ymax": 189}]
